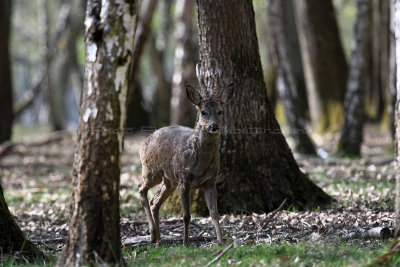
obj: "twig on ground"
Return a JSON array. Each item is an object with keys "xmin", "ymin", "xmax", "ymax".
[
  {"xmin": 203, "ymin": 243, "xmax": 233, "ymax": 267},
  {"xmin": 197, "ymin": 229, "xmax": 206, "ymax": 238},
  {"xmin": 260, "ymin": 198, "xmax": 287, "ymax": 230}
]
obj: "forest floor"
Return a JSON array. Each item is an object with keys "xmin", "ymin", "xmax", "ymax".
[{"xmin": 0, "ymin": 124, "xmax": 397, "ymax": 266}]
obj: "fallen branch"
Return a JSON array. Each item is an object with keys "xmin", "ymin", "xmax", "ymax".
[
  {"xmin": 346, "ymin": 226, "xmax": 393, "ymax": 240},
  {"xmin": 203, "ymin": 243, "xmax": 233, "ymax": 267},
  {"xmin": 260, "ymin": 198, "xmax": 287, "ymax": 230}
]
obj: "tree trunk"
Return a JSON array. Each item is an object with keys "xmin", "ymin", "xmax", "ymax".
[
  {"xmin": 394, "ymin": 0, "xmax": 400, "ymax": 238},
  {"xmin": 267, "ymin": 0, "xmax": 316, "ymax": 155},
  {"xmin": 127, "ymin": 0, "xmax": 157, "ymax": 106},
  {"xmin": 196, "ymin": 0, "xmax": 332, "ymax": 214},
  {"xmin": 170, "ymin": 0, "xmax": 197, "ymax": 127},
  {"xmin": 48, "ymin": 0, "xmax": 85, "ymax": 130},
  {"xmin": 372, "ymin": 1, "xmax": 400, "ymax": 264},
  {"xmin": 148, "ymin": 32, "xmax": 171, "ymax": 127},
  {"xmin": 337, "ymin": 0, "xmax": 371, "ymax": 156},
  {"xmin": 0, "ymin": 182, "xmax": 43, "ymax": 259},
  {"xmin": 293, "ymin": 0, "xmax": 348, "ymax": 132},
  {"xmin": 0, "ymin": 0, "xmax": 13, "ymax": 144},
  {"xmin": 57, "ymin": 1, "xmax": 137, "ymax": 266},
  {"xmin": 391, "ymin": 1, "xmax": 397, "ymax": 141},
  {"xmin": 281, "ymin": 0, "xmax": 309, "ymax": 121}
]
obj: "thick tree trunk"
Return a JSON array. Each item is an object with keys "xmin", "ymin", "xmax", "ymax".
[
  {"xmin": 57, "ymin": 1, "xmax": 137, "ymax": 266},
  {"xmin": 337, "ymin": 0, "xmax": 371, "ymax": 156},
  {"xmin": 267, "ymin": 0, "xmax": 316, "ymax": 155},
  {"xmin": 170, "ymin": 0, "xmax": 197, "ymax": 127},
  {"xmin": 0, "ymin": 182, "xmax": 43, "ymax": 259},
  {"xmin": 293, "ymin": 0, "xmax": 348, "ymax": 132},
  {"xmin": 0, "ymin": 0, "xmax": 13, "ymax": 143},
  {"xmin": 196, "ymin": 0, "xmax": 332, "ymax": 214}
]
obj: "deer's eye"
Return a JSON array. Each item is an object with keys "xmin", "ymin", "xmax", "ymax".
[
  {"xmin": 218, "ymin": 110, "xmax": 222, "ymax": 116},
  {"xmin": 201, "ymin": 111, "xmax": 208, "ymax": 117}
]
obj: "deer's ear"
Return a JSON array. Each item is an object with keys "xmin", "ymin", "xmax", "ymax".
[
  {"xmin": 186, "ymin": 85, "xmax": 202, "ymax": 105},
  {"xmin": 220, "ymin": 83, "xmax": 234, "ymax": 104}
]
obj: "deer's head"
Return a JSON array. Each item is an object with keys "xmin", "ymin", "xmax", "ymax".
[{"xmin": 186, "ymin": 60, "xmax": 234, "ymax": 135}]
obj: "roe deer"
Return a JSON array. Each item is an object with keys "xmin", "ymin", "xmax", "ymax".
[{"xmin": 138, "ymin": 60, "xmax": 234, "ymax": 245}]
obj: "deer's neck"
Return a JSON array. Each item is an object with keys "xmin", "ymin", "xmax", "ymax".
[{"xmin": 191, "ymin": 126, "xmax": 219, "ymax": 173}]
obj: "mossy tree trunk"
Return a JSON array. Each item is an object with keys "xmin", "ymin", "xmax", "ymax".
[
  {"xmin": 293, "ymin": 0, "xmax": 348, "ymax": 132},
  {"xmin": 57, "ymin": 1, "xmax": 137, "ymax": 266},
  {"xmin": 194, "ymin": 0, "xmax": 331, "ymax": 214},
  {"xmin": 337, "ymin": 0, "xmax": 372, "ymax": 156},
  {"xmin": 0, "ymin": 0, "xmax": 13, "ymax": 144},
  {"xmin": 267, "ymin": 0, "xmax": 316, "ymax": 155}
]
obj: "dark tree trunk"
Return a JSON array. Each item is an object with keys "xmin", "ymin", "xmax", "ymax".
[
  {"xmin": 267, "ymin": 0, "xmax": 316, "ymax": 155},
  {"xmin": 170, "ymin": 0, "xmax": 197, "ymax": 127},
  {"xmin": 281, "ymin": 0, "xmax": 309, "ymax": 121},
  {"xmin": 57, "ymin": 1, "xmax": 137, "ymax": 265},
  {"xmin": 337, "ymin": 0, "xmax": 371, "ymax": 156},
  {"xmin": 0, "ymin": 0, "xmax": 13, "ymax": 143},
  {"xmin": 391, "ymin": 1, "xmax": 397, "ymax": 141},
  {"xmin": 196, "ymin": 0, "xmax": 332, "ymax": 213},
  {"xmin": 368, "ymin": 0, "xmax": 390, "ymax": 123},
  {"xmin": 0, "ymin": 182, "xmax": 43, "ymax": 259},
  {"xmin": 294, "ymin": 0, "xmax": 348, "ymax": 132}
]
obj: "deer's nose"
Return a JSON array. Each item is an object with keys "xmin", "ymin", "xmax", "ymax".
[{"xmin": 209, "ymin": 124, "xmax": 219, "ymax": 133}]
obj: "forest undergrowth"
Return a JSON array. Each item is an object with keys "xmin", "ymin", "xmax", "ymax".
[{"xmin": 0, "ymin": 124, "xmax": 396, "ymax": 266}]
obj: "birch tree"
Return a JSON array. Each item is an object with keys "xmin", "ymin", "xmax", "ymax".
[{"xmin": 57, "ymin": 1, "xmax": 137, "ymax": 265}]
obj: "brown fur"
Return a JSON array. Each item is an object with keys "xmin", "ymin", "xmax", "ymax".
[{"xmin": 138, "ymin": 66, "xmax": 234, "ymax": 245}]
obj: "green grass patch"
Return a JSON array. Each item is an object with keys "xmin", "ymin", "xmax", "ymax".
[{"xmin": 127, "ymin": 240, "xmax": 389, "ymax": 267}]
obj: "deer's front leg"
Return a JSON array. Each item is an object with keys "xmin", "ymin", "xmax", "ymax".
[
  {"xmin": 180, "ymin": 181, "xmax": 191, "ymax": 246},
  {"xmin": 204, "ymin": 182, "xmax": 224, "ymax": 245}
]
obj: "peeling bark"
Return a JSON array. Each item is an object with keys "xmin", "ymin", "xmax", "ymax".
[
  {"xmin": 57, "ymin": 1, "xmax": 137, "ymax": 265},
  {"xmin": 338, "ymin": 0, "xmax": 371, "ymax": 156}
]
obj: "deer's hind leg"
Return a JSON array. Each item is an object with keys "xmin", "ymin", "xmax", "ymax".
[
  {"xmin": 150, "ymin": 178, "xmax": 177, "ymax": 243},
  {"xmin": 139, "ymin": 166, "xmax": 162, "ymax": 243}
]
